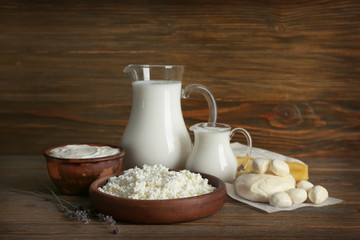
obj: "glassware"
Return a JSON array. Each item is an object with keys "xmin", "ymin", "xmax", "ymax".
[
  {"xmin": 121, "ymin": 64, "xmax": 217, "ymax": 169},
  {"xmin": 185, "ymin": 122, "xmax": 252, "ymax": 182}
]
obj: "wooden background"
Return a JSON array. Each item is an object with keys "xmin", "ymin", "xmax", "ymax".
[{"xmin": 0, "ymin": 0, "xmax": 359, "ymax": 159}]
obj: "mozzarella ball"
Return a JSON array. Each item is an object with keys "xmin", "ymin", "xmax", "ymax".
[
  {"xmin": 269, "ymin": 192, "xmax": 292, "ymax": 208},
  {"xmin": 308, "ymin": 185, "xmax": 329, "ymax": 204},
  {"xmin": 252, "ymin": 158, "xmax": 270, "ymax": 174},
  {"xmin": 286, "ymin": 188, "xmax": 307, "ymax": 204},
  {"xmin": 297, "ymin": 180, "xmax": 314, "ymax": 192},
  {"xmin": 270, "ymin": 159, "xmax": 290, "ymax": 176}
]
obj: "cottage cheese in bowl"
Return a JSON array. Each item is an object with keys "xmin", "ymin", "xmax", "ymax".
[
  {"xmin": 49, "ymin": 144, "xmax": 120, "ymax": 159},
  {"xmin": 98, "ymin": 164, "xmax": 216, "ymax": 200}
]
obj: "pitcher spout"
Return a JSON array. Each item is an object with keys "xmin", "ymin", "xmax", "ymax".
[{"xmin": 124, "ymin": 64, "xmax": 142, "ymax": 82}]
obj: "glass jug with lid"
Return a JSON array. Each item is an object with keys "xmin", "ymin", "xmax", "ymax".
[{"xmin": 121, "ymin": 64, "xmax": 217, "ymax": 169}]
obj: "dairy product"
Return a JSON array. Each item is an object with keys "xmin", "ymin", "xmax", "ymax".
[
  {"xmin": 237, "ymin": 157, "xmax": 308, "ymax": 182},
  {"xmin": 234, "ymin": 173, "xmax": 296, "ymax": 202},
  {"xmin": 286, "ymin": 188, "xmax": 307, "ymax": 204},
  {"xmin": 98, "ymin": 164, "xmax": 215, "ymax": 200},
  {"xmin": 121, "ymin": 81, "xmax": 192, "ymax": 169},
  {"xmin": 50, "ymin": 144, "xmax": 120, "ymax": 159},
  {"xmin": 308, "ymin": 185, "xmax": 329, "ymax": 204},
  {"xmin": 269, "ymin": 191, "xmax": 292, "ymax": 208},
  {"xmin": 287, "ymin": 161, "xmax": 308, "ymax": 183},
  {"xmin": 297, "ymin": 180, "xmax": 314, "ymax": 192},
  {"xmin": 185, "ymin": 125, "xmax": 238, "ymax": 183},
  {"xmin": 270, "ymin": 159, "xmax": 290, "ymax": 176},
  {"xmin": 251, "ymin": 158, "xmax": 270, "ymax": 174}
]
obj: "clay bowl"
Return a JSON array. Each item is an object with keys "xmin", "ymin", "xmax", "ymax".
[
  {"xmin": 44, "ymin": 144, "xmax": 125, "ymax": 195},
  {"xmin": 89, "ymin": 171, "xmax": 226, "ymax": 224}
]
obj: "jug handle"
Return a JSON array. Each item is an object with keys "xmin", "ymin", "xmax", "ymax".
[
  {"xmin": 181, "ymin": 84, "xmax": 217, "ymax": 123},
  {"xmin": 230, "ymin": 128, "xmax": 252, "ymax": 171}
]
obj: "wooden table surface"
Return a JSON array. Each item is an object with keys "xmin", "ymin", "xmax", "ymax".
[{"xmin": 0, "ymin": 155, "xmax": 359, "ymax": 240}]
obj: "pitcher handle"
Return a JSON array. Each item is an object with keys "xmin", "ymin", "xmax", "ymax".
[
  {"xmin": 230, "ymin": 128, "xmax": 252, "ymax": 171},
  {"xmin": 181, "ymin": 84, "xmax": 217, "ymax": 123}
]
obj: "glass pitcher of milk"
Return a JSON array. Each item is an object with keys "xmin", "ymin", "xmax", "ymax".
[
  {"xmin": 121, "ymin": 64, "xmax": 217, "ymax": 169},
  {"xmin": 185, "ymin": 122, "xmax": 252, "ymax": 182}
]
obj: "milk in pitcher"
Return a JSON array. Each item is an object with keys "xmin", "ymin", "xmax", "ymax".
[
  {"xmin": 186, "ymin": 126, "xmax": 238, "ymax": 181},
  {"xmin": 185, "ymin": 122, "xmax": 252, "ymax": 182},
  {"xmin": 121, "ymin": 80, "xmax": 192, "ymax": 169}
]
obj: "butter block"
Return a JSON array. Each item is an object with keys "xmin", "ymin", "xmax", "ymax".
[{"xmin": 237, "ymin": 157, "xmax": 308, "ymax": 182}]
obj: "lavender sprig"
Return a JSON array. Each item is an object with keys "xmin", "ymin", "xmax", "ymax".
[
  {"xmin": 63, "ymin": 206, "xmax": 91, "ymax": 224},
  {"xmin": 12, "ymin": 188, "xmax": 120, "ymax": 235}
]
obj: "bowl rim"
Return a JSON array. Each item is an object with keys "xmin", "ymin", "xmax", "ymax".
[
  {"xmin": 89, "ymin": 169, "xmax": 226, "ymax": 203},
  {"xmin": 44, "ymin": 143, "xmax": 125, "ymax": 163}
]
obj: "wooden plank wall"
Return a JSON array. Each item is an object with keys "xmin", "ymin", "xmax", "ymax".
[{"xmin": 0, "ymin": 0, "xmax": 359, "ymax": 158}]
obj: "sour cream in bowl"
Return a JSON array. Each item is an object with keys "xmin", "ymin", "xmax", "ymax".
[
  {"xmin": 44, "ymin": 144, "xmax": 125, "ymax": 195},
  {"xmin": 49, "ymin": 144, "xmax": 121, "ymax": 159}
]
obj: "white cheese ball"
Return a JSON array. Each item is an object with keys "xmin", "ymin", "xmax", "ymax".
[
  {"xmin": 252, "ymin": 158, "xmax": 270, "ymax": 174},
  {"xmin": 296, "ymin": 180, "xmax": 314, "ymax": 192},
  {"xmin": 286, "ymin": 188, "xmax": 307, "ymax": 204},
  {"xmin": 269, "ymin": 192, "xmax": 292, "ymax": 208},
  {"xmin": 308, "ymin": 185, "xmax": 329, "ymax": 204},
  {"xmin": 270, "ymin": 159, "xmax": 290, "ymax": 176}
]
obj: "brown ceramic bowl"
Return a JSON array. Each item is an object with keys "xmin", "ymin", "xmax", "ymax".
[
  {"xmin": 44, "ymin": 144, "xmax": 125, "ymax": 195},
  {"xmin": 89, "ymin": 171, "xmax": 226, "ymax": 224}
]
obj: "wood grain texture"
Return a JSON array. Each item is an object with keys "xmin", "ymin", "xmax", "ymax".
[
  {"xmin": 0, "ymin": 0, "xmax": 359, "ymax": 157},
  {"xmin": 0, "ymin": 156, "xmax": 359, "ymax": 239}
]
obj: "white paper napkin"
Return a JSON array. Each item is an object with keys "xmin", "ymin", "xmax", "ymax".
[{"xmin": 228, "ymin": 142, "xmax": 343, "ymax": 213}]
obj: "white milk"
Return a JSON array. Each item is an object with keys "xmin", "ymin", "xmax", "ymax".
[
  {"xmin": 121, "ymin": 80, "xmax": 192, "ymax": 169},
  {"xmin": 185, "ymin": 127, "xmax": 238, "ymax": 182}
]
